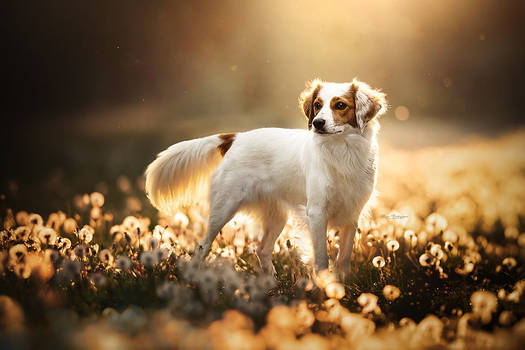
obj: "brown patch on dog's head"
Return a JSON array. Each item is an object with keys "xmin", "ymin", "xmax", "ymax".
[
  {"xmin": 299, "ymin": 79, "xmax": 322, "ymax": 129},
  {"xmin": 350, "ymin": 80, "xmax": 387, "ymax": 131},
  {"xmin": 330, "ymin": 90, "xmax": 357, "ymax": 128},
  {"xmin": 217, "ymin": 133, "xmax": 236, "ymax": 156}
]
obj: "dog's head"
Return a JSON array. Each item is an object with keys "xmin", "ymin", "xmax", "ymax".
[{"xmin": 299, "ymin": 79, "xmax": 387, "ymax": 135}]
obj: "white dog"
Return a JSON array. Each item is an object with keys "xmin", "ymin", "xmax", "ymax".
[{"xmin": 145, "ymin": 79, "xmax": 387, "ymax": 275}]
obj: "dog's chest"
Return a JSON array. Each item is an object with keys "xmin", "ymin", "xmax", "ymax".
[{"xmin": 324, "ymin": 147, "xmax": 377, "ymax": 222}]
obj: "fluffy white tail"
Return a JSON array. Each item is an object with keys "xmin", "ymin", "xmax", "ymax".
[{"xmin": 145, "ymin": 134, "xmax": 229, "ymax": 214}]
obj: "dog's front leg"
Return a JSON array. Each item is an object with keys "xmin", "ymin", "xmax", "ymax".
[
  {"xmin": 307, "ymin": 204, "xmax": 329, "ymax": 271},
  {"xmin": 335, "ymin": 222, "xmax": 358, "ymax": 278}
]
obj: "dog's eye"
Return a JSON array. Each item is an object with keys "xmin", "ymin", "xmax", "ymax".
[
  {"xmin": 335, "ymin": 101, "xmax": 347, "ymax": 110},
  {"xmin": 314, "ymin": 101, "xmax": 322, "ymax": 110}
]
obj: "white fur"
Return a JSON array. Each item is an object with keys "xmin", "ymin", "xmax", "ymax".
[{"xmin": 145, "ymin": 80, "xmax": 387, "ymax": 275}]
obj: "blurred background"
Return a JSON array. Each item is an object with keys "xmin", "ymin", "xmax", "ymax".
[{"xmin": 2, "ymin": 0, "xmax": 524, "ymax": 213}]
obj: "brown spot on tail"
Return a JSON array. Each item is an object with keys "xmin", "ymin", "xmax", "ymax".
[{"xmin": 217, "ymin": 133, "xmax": 236, "ymax": 156}]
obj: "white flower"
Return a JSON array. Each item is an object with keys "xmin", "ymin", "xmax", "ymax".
[{"xmin": 140, "ymin": 251, "xmax": 158, "ymax": 268}]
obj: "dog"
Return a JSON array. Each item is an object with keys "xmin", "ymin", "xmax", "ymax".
[{"xmin": 145, "ymin": 79, "xmax": 387, "ymax": 275}]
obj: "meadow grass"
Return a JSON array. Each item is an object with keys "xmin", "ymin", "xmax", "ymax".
[{"xmin": 0, "ymin": 130, "xmax": 524, "ymax": 350}]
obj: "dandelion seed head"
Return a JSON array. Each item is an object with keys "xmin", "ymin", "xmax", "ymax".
[
  {"xmin": 90, "ymin": 192, "xmax": 105, "ymax": 207},
  {"xmin": 372, "ymin": 256, "xmax": 386, "ymax": 268},
  {"xmin": 315, "ymin": 269, "xmax": 336, "ymax": 289},
  {"xmin": 471, "ymin": 290, "xmax": 498, "ymax": 324},
  {"xmin": 15, "ymin": 211, "xmax": 29, "ymax": 226},
  {"xmin": 325, "ymin": 282, "xmax": 345, "ymax": 300},
  {"xmin": 386, "ymin": 240, "xmax": 400, "ymax": 252},
  {"xmin": 383, "ymin": 285, "xmax": 401, "ymax": 301},
  {"xmin": 115, "ymin": 256, "xmax": 132, "ymax": 271},
  {"xmin": 77, "ymin": 225, "xmax": 94, "ymax": 243},
  {"xmin": 140, "ymin": 251, "xmax": 158, "ymax": 268},
  {"xmin": 429, "ymin": 244, "xmax": 444, "ymax": 260},
  {"xmin": 27, "ymin": 213, "xmax": 43, "ymax": 227},
  {"xmin": 419, "ymin": 253, "xmax": 435, "ymax": 267},
  {"xmin": 98, "ymin": 249, "xmax": 114, "ymax": 265},
  {"xmin": 63, "ymin": 218, "xmax": 77, "ymax": 234},
  {"xmin": 357, "ymin": 293, "xmax": 379, "ymax": 314},
  {"xmin": 12, "ymin": 226, "xmax": 31, "ymax": 241},
  {"xmin": 38, "ymin": 227, "xmax": 57, "ymax": 245},
  {"xmin": 89, "ymin": 272, "xmax": 107, "ymax": 288},
  {"xmin": 9, "ymin": 244, "xmax": 27, "ymax": 262},
  {"xmin": 502, "ymin": 257, "xmax": 517, "ymax": 269}
]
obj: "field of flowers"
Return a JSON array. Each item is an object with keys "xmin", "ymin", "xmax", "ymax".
[{"xmin": 1, "ymin": 130, "xmax": 524, "ymax": 350}]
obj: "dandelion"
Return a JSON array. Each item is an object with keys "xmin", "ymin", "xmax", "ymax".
[
  {"xmin": 499, "ymin": 310, "xmax": 515, "ymax": 326},
  {"xmin": 27, "ymin": 213, "xmax": 43, "ymax": 227},
  {"xmin": 46, "ymin": 213, "xmax": 61, "ymax": 230},
  {"xmin": 266, "ymin": 305, "xmax": 297, "ymax": 331},
  {"xmin": 425, "ymin": 212, "xmax": 448, "ymax": 234},
  {"xmin": 471, "ymin": 290, "xmax": 498, "ymax": 324},
  {"xmin": 383, "ymin": 285, "xmax": 401, "ymax": 301},
  {"xmin": 73, "ymin": 244, "xmax": 91, "ymax": 259},
  {"xmin": 502, "ymin": 257, "xmax": 517, "ymax": 269},
  {"xmin": 14, "ymin": 264, "xmax": 31, "ymax": 279},
  {"xmin": 140, "ymin": 251, "xmax": 158, "ymax": 268},
  {"xmin": 340, "ymin": 313, "xmax": 375, "ymax": 342},
  {"xmin": 357, "ymin": 293, "xmax": 379, "ymax": 314},
  {"xmin": 122, "ymin": 216, "xmax": 140, "ymax": 230},
  {"xmin": 399, "ymin": 317, "xmax": 416, "ymax": 329},
  {"xmin": 386, "ymin": 240, "xmax": 400, "ymax": 252},
  {"xmin": 295, "ymin": 301, "xmax": 315, "ymax": 329},
  {"xmin": 429, "ymin": 244, "xmax": 444, "ymax": 260},
  {"xmin": 444, "ymin": 241, "xmax": 454, "ymax": 253},
  {"xmin": 161, "ymin": 227, "xmax": 177, "ymax": 245},
  {"xmin": 57, "ymin": 237, "xmax": 72, "ymax": 251},
  {"xmin": 90, "ymin": 207, "xmax": 102, "ymax": 220},
  {"xmin": 15, "ymin": 211, "xmax": 29, "ymax": 226},
  {"xmin": 154, "ymin": 247, "xmax": 170, "ymax": 261},
  {"xmin": 115, "ymin": 256, "xmax": 132, "ymax": 271},
  {"xmin": 37, "ymin": 227, "xmax": 57, "ymax": 245},
  {"xmin": 419, "ymin": 253, "xmax": 435, "ymax": 267},
  {"xmin": 144, "ymin": 236, "xmax": 159, "ymax": 251},
  {"xmin": 315, "ymin": 269, "xmax": 337, "ymax": 289},
  {"xmin": 372, "ymin": 256, "xmax": 386, "ymax": 268},
  {"xmin": 325, "ymin": 282, "xmax": 345, "ymax": 300},
  {"xmin": 415, "ymin": 315, "xmax": 443, "ymax": 346},
  {"xmin": 63, "ymin": 218, "xmax": 77, "ymax": 234},
  {"xmin": 455, "ymin": 262, "xmax": 475, "ymax": 275},
  {"xmin": 90, "ymin": 192, "xmax": 105, "ymax": 207},
  {"xmin": 504, "ymin": 226, "xmax": 519, "ymax": 240},
  {"xmin": 89, "ymin": 272, "xmax": 107, "ymax": 288},
  {"xmin": 9, "ymin": 244, "xmax": 27, "ymax": 263},
  {"xmin": 77, "ymin": 225, "xmax": 94, "ymax": 243},
  {"xmin": 12, "ymin": 226, "xmax": 31, "ymax": 241},
  {"xmin": 442, "ymin": 229, "xmax": 458, "ymax": 243},
  {"xmin": 98, "ymin": 249, "xmax": 114, "ymax": 265}
]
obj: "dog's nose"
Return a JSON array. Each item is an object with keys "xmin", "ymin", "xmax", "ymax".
[{"xmin": 313, "ymin": 119, "xmax": 325, "ymax": 130}]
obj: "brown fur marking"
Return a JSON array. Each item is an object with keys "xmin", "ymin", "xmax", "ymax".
[
  {"xmin": 331, "ymin": 87, "xmax": 357, "ymax": 127},
  {"xmin": 299, "ymin": 81, "xmax": 322, "ymax": 129},
  {"xmin": 217, "ymin": 133, "xmax": 236, "ymax": 156}
]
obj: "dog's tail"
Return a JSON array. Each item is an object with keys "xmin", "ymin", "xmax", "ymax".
[{"xmin": 145, "ymin": 133, "xmax": 235, "ymax": 214}]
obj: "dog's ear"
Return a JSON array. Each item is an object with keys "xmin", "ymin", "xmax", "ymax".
[
  {"xmin": 351, "ymin": 80, "xmax": 387, "ymax": 132},
  {"xmin": 299, "ymin": 79, "xmax": 322, "ymax": 129}
]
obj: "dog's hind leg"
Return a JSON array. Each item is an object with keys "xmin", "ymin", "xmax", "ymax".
[
  {"xmin": 191, "ymin": 185, "xmax": 241, "ymax": 265},
  {"xmin": 256, "ymin": 204, "xmax": 287, "ymax": 275}
]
